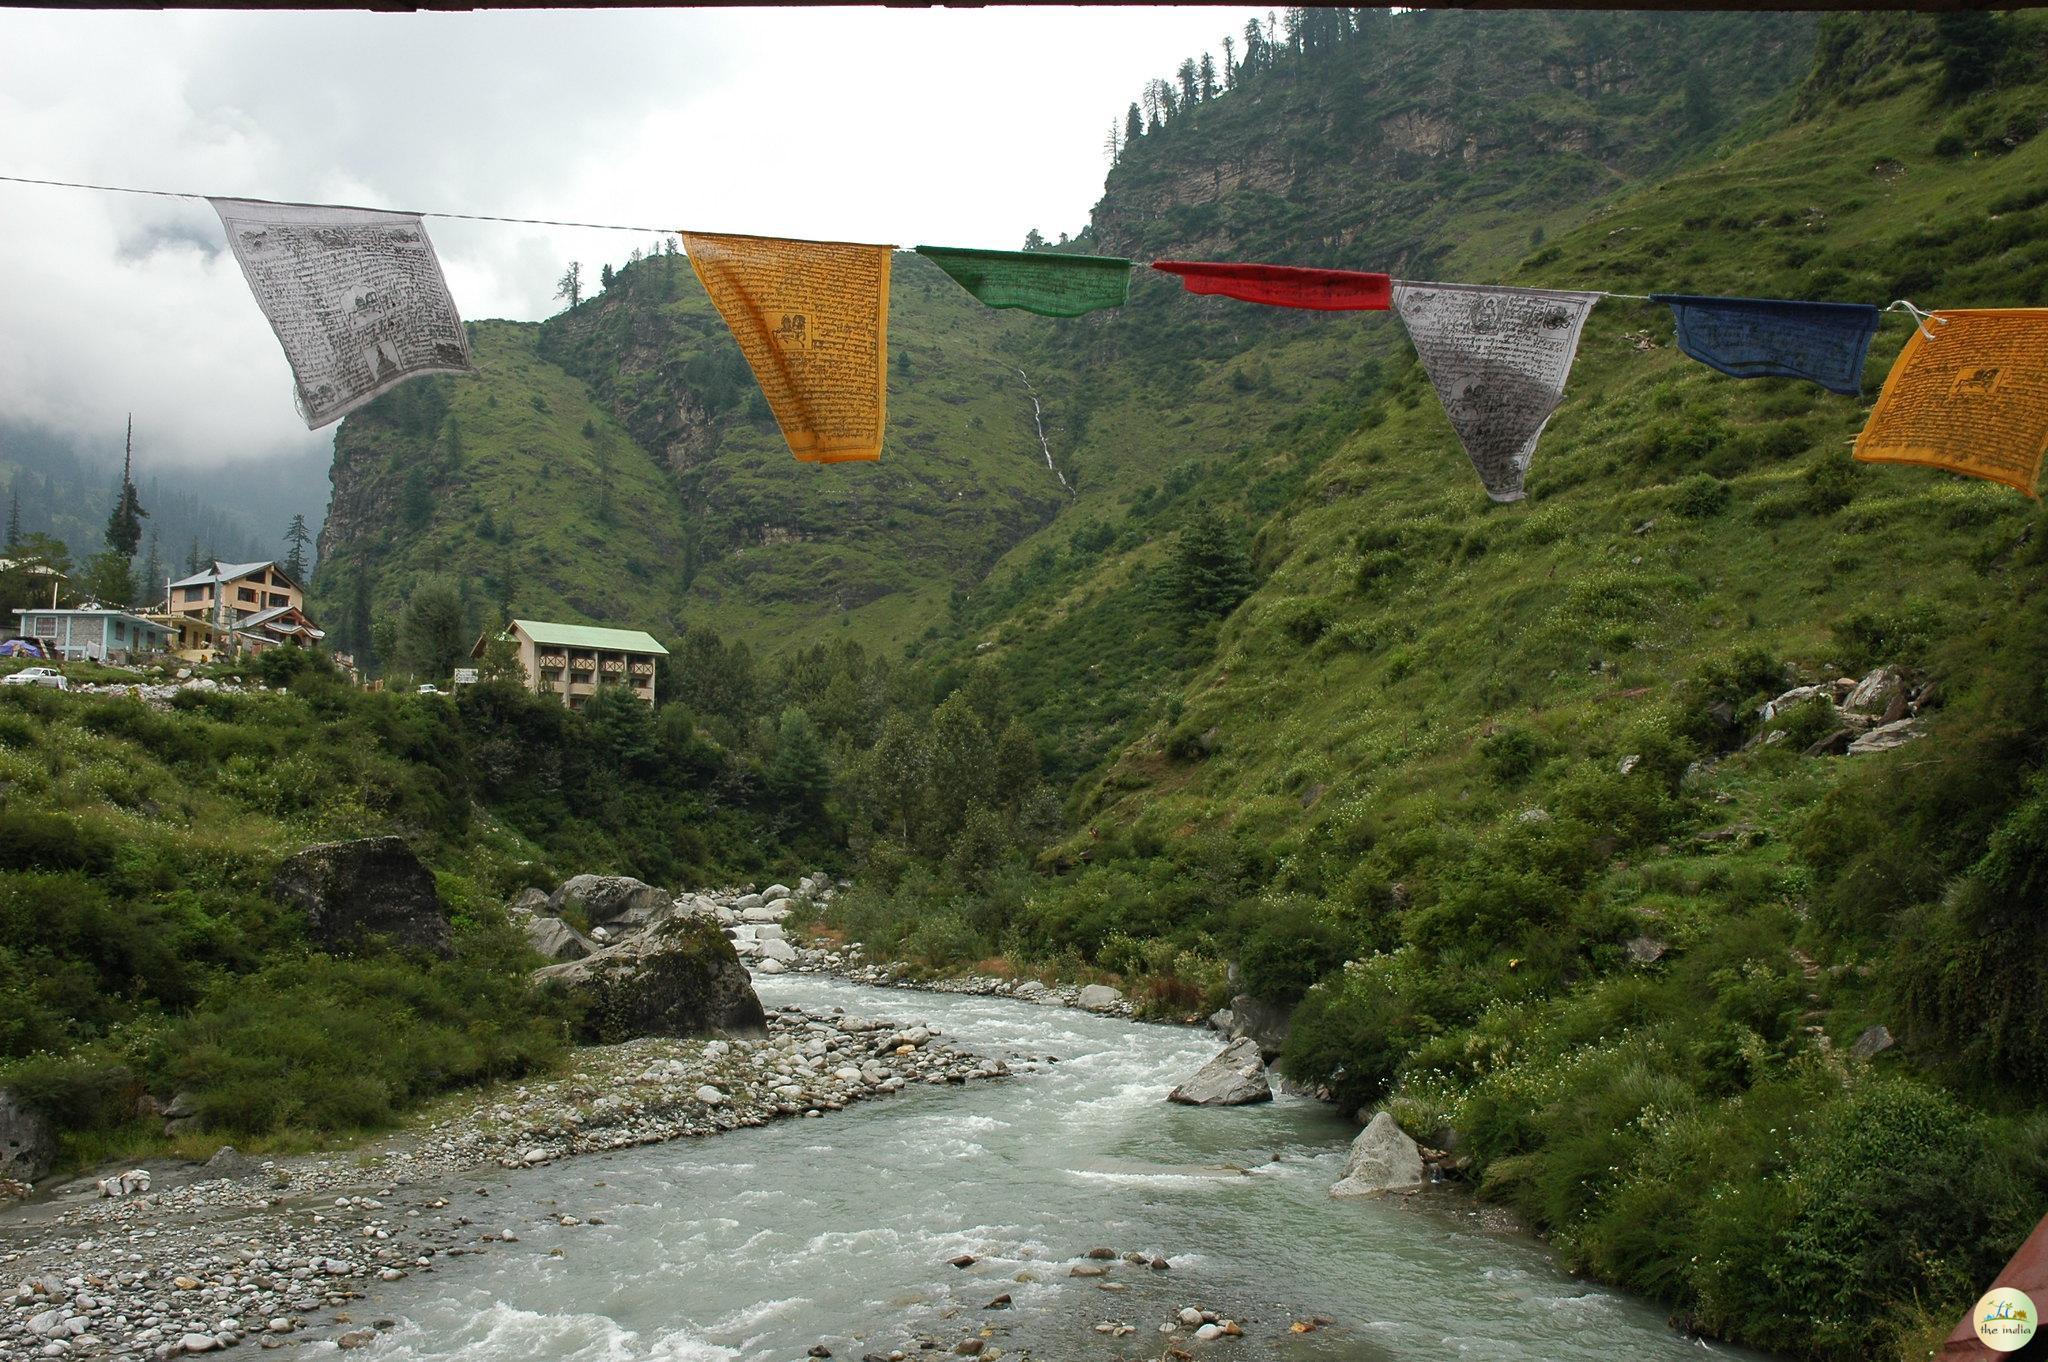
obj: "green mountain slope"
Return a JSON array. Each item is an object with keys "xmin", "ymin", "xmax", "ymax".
[{"xmin": 847, "ymin": 16, "xmax": 2048, "ymax": 1362}]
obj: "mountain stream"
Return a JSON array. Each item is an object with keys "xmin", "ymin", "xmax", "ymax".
[{"xmin": 353, "ymin": 974, "xmax": 1762, "ymax": 1361}]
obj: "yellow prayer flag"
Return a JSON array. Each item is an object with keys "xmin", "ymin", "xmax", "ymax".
[
  {"xmin": 1855, "ymin": 309, "xmax": 2048, "ymax": 497},
  {"xmin": 681, "ymin": 230, "xmax": 893, "ymax": 463}
]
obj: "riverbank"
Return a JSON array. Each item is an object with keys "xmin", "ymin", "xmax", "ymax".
[{"xmin": 0, "ymin": 1002, "xmax": 1015, "ymax": 1359}]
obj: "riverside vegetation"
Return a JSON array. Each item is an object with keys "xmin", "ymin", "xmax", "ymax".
[{"xmin": 6, "ymin": 11, "xmax": 2048, "ymax": 1362}]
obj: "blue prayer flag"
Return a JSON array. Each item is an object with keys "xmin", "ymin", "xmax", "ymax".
[{"xmin": 1651, "ymin": 294, "xmax": 1882, "ymax": 396}]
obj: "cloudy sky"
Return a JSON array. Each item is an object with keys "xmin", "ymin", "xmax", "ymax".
[{"xmin": 0, "ymin": 6, "xmax": 1262, "ymax": 478}]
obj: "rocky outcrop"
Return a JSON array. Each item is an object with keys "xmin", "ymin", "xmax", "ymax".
[
  {"xmin": 1216, "ymin": 994, "xmax": 1295, "ymax": 1061},
  {"xmin": 549, "ymin": 875, "xmax": 674, "ymax": 930},
  {"xmin": 1, "ymin": 1088, "xmax": 55, "ymax": 1185},
  {"xmin": 1330, "ymin": 1112, "xmax": 1427, "ymax": 1197},
  {"xmin": 270, "ymin": 836, "xmax": 450, "ymax": 956},
  {"xmin": 534, "ymin": 916, "xmax": 766, "ymax": 1044},
  {"xmin": 1077, "ymin": 984, "xmax": 1124, "ymax": 1013},
  {"xmin": 526, "ymin": 916, "xmax": 598, "ymax": 963},
  {"xmin": 1167, "ymin": 1038, "xmax": 1273, "ymax": 1107}
]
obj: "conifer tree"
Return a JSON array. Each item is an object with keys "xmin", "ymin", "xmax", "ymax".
[
  {"xmin": 282, "ymin": 513, "xmax": 312, "ymax": 581},
  {"xmin": 1221, "ymin": 35, "xmax": 1237, "ymax": 90},
  {"xmin": 142, "ymin": 530, "xmax": 163, "ymax": 606},
  {"xmin": 1199, "ymin": 51, "xmax": 1218, "ymax": 100},
  {"xmin": 1177, "ymin": 57, "xmax": 1201, "ymax": 107},
  {"xmin": 1124, "ymin": 101, "xmax": 1144, "ymax": 148},
  {"xmin": 184, "ymin": 536, "xmax": 204, "ymax": 575},
  {"xmin": 554, "ymin": 261, "xmax": 583, "ymax": 309},
  {"xmin": 104, "ymin": 415, "xmax": 147, "ymax": 559},
  {"xmin": 1159, "ymin": 512, "xmax": 1255, "ymax": 623},
  {"xmin": 350, "ymin": 570, "xmax": 374, "ymax": 670}
]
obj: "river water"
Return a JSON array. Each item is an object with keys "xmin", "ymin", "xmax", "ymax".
[{"xmin": 357, "ymin": 974, "xmax": 1760, "ymax": 1361}]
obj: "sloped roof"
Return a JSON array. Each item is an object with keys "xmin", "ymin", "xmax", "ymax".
[
  {"xmin": 511, "ymin": 619, "xmax": 669, "ymax": 655},
  {"xmin": 166, "ymin": 559, "xmax": 297, "ymax": 591}
]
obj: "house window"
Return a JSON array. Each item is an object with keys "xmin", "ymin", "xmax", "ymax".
[
  {"xmin": 32, "ymin": 618, "xmax": 56, "ymax": 638},
  {"xmin": 183, "ymin": 587, "xmax": 205, "ymax": 603},
  {"xmin": 238, "ymin": 587, "xmax": 257, "ymax": 603},
  {"xmin": 267, "ymin": 593, "xmax": 287, "ymax": 607}
]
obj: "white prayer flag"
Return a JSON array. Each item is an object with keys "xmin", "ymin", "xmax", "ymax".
[
  {"xmin": 1392, "ymin": 281, "xmax": 1601, "ymax": 502},
  {"xmin": 211, "ymin": 198, "xmax": 475, "ymax": 429}
]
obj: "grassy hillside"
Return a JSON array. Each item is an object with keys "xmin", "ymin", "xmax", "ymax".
[
  {"xmin": 817, "ymin": 15, "xmax": 2048, "ymax": 1362},
  {"xmin": 0, "ymin": 644, "xmax": 844, "ymax": 1162}
]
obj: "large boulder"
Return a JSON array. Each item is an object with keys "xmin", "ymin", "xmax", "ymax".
[
  {"xmin": 0, "ymin": 1087, "xmax": 55, "ymax": 1185},
  {"xmin": 1330, "ymin": 1112, "xmax": 1427, "ymax": 1197},
  {"xmin": 270, "ymin": 836, "xmax": 450, "ymax": 956},
  {"xmin": 534, "ymin": 916, "xmax": 766, "ymax": 1044},
  {"xmin": 1077, "ymin": 984, "xmax": 1124, "ymax": 1012},
  {"xmin": 1167, "ymin": 1037, "xmax": 1273, "ymax": 1107},
  {"xmin": 1223, "ymin": 994, "xmax": 1295, "ymax": 1061},
  {"xmin": 549, "ymin": 875, "xmax": 674, "ymax": 930},
  {"xmin": 1843, "ymin": 666, "xmax": 1905, "ymax": 717},
  {"xmin": 1848, "ymin": 718, "xmax": 1924, "ymax": 755},
  {"xmin": 526, "ymin": 916, "xmax": 598, "ymax": 963}
]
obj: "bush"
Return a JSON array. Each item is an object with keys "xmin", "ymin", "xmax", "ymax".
[
  {"xmin": 0, "ymin": 811, "xmax": 118, "ymax": 874},
  {"xmin": 1803, "ymin": 449, "xmax": 1859, "ymax": 514},
  {"xmin": 1674, "ymin": 473, "xmax": 1733, "ymax": 518},
  {"xmin": 1236, "ymin": 898, "xmax": 1354, "ymax": 1004},
  {"xmin": 1478, "ymin": 725, "xmax": 1545, "ymax": 785}
]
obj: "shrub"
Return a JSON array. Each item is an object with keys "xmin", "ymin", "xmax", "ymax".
[
  {"xmin": 1803, "ymin": 449, "xmax": 1859, "ymax": 514},
  {"xmin": 1674, "ymin": 473, "xmax": 1733, "ymax": 518},
  {"xmin": 1478, "ymin": 725, "xmax": 1546, "ymax": 785},
  {"xmin": 1236, "ymin": 898, "xmax": 1354, "ymax": 1004},
  {"xmin": 0, "ymin": 810, "xmax": 118, "ymax": 874}
]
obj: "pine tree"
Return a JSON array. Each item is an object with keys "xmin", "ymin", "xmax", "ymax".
[
  {"xmin": 1199, "ymin": 52, "xmax": 1218, "ymax": 101},
  {"xmin": 554, "ymin": 261, "xmax": 583, "ymax": 309},
  {"xmin": 1243, "ymin": 17, "xmax": 1265, "ymax": 76},
  {"xmin": 185, "ymin": 537, "xmax": 204, "ymax": 575},
  {"xmin": 1158, "ymin": 512, "xmax": 1255, "ymax": 623},
  {"xmin": 599, "ymin": 262, "xmax": 615, "ymax": 290},
  {"xmin": 1221, "ymin": 35, "xmax": 1237, "ymax": 90},
  {"xmin": 103, "ymin": 415, "xmax": 147, "ymax": 559},
  {"xmin": 1124, "ymin": 101, "xmax": 1144, "ymax": 148},
  {"xmin": 1023, "ymin": 228, "xmax": 1047, "ymax": 251},
  {"xmin": 765, "ymin": 706, "xmax": 832, "ymax": 814},
  {"xmin": 142, "ymin": 530, "xmax": 163, "ymax": 607},
  {"xmin": 4, "ymin": 488, "xmax": 20, "ymax": 552},
  {"xmin": 1177, "ymin": 57, "xmax": 1201, "ymax": 107},
  {"xmin": 282, "ymin": 513, "xmax": 312, "ymax": 580}
]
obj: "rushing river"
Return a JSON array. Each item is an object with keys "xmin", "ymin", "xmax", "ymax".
[{"xmin": 356, "ymin": 975, "xmax": 1760, "ymax": 1361}]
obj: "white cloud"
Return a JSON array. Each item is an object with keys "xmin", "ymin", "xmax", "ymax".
[{"xmin": 0, "ymin": 5, "xmax": 1261, "ymax": 474}]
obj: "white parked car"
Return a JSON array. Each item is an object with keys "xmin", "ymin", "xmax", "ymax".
[
  {"xmin": 416, "ymin": 683, "xmax": 444, "ymax": 696},
  {"xmin": 2, "ymin": 667, "xmax": 68, "ymax": 690}
]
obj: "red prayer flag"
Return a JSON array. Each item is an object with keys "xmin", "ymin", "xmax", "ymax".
[{"xmin": 1151, "ymin": 260, "xmax": 1392, "ymax": 311}]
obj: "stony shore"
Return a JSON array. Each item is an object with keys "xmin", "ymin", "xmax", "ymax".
[{"xmin": 0, "ymin": 1003, "xmax": 1017, "ymax": 1360}]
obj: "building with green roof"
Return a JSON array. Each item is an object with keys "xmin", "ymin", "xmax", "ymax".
[{"xmin": 472, "ymin": 618, "xmax": 669, "ymax": 709}]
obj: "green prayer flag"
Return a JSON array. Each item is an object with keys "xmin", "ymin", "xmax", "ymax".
[{"xmin": 915, "ymin": 245, "xmax": 1132, "ymax": 318}]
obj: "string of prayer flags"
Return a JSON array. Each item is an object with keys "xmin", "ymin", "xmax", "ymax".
[
  {"xmin": 1392, "ymin": 281, "xmax": 1600, "ymax": 502},
  {"xmin": 1853, "ymin": 309, "xmax": 2048, "ymax": 498},
  {"xmin": 915, "ymin": 245, "xmax": 1132, "ymax": 318},
  {"xmin": 1151, "ymin": 260, "xmax": 1392, "ymax": 311},
  {"xmin": 1652, "ymin": 294, "xmax": 1881, "ymax": 396},
  {"xmin": 211, "ymin": 199, "xmax": 475, "ymax": 430},
  {"xmin": 682, "ymin": 231, "xmax": 894, "ymax": 463}
]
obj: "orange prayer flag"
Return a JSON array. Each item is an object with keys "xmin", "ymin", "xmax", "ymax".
[
  {"xmin": 681, "ymin": 231, "xmax": 893, "ymax": 463},
  {"xmin": 1854, "ymin": 309, "xmax": 2048, "ymax": 497}
]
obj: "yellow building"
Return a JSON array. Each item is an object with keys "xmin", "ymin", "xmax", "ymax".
[
  {"xmin": 474, "ymin": 619, "xmax": 667, "ymax": 709},
  {"xmin": 159, "ymin": 560, "xmax": 321, "ymax": 660}
]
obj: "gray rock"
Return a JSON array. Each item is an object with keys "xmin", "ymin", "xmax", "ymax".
[
  {"xmin": 525, "ymin": 915, "xmax": 598, "ymax": 963},
  {"xmin": 1206, "ymin": 1008, "xmax": 1234, "ymax": 1032},
  {"xmin": 1624, "ymin": 936, "xmax": 1668, "ymax": 965},
  {"xmin": 1804, "ymin": 729, "xmax": 1855, "ymax": 758},
  {"xmin": 549, "ymin": 875, "xmax": 674, "ymax": 929},
  {"xmin": 0, "ymin": 1087, "xmax": 55, "ymax": 1184},
  {"xmin": 1844, "ymin": 666, "xmax": 1904, "ymax": 717},
  {"xmin": 533, "ymin": 916, "xmax": 767, "ymax": 1043},
  {"xmin": 504, "ymin": 887, "xmax": 551, "ymax": 919},
  {"xmin": 270, "ymin": 836, "xmax": 451, "ymax": 956},
  {"xmin": 1076, "ymin": 984, "xmax": 1123, "ymax": 1012},
  {"xmin": 1847, "ymin": 718, "xmax": 1923, "ymax": 755},
  {"xmin": 762, "ymin": 884, "xmax": 793, "ymax": 903},
  {"xmin": 1224, "ymin": 994, "xmax": 1295, "ymax": 1061},
  {"xmin": 1167, "ymin": 1037, "xmax": 1273, "ymax": 1106},
  {"xmin": 734, "ymin": 893, "xmax": 765, "ymax": 911},
  {"xmin": 203, "ymin": 1145, "xmax": 256, "ymax": 1179},
  {"xmin": 1330, "ymin": 1112, "xmax": 1427, "ymax": 1196},
  {"xmin": 741, "ymin": 902, "xmax": 786, "ymax": 924},
  {"xmin": 1850, "ymin": 1024, "xmax": 1895, "ymax": 1061}
]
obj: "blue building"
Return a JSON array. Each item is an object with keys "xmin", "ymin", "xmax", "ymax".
[{"xmin": 12, "ymin": 608, "xmax": 174, "ymax": 663}]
